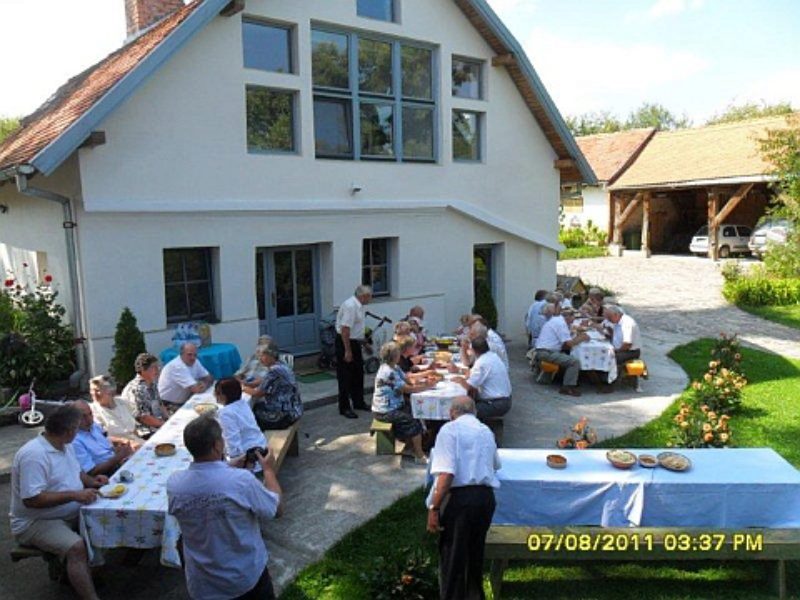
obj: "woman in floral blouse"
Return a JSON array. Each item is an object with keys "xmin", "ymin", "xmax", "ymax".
[{"xmin": 243, "ymin": 341, "xmax": 303, "ymax": 430}]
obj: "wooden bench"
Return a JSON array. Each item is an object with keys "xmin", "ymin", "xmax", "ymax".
[
  {"xmin": 9, "ymin": 545, "xmax": 64, "ymax": 581},
  {"xmin": 267, "ymin": 420, "xmax": 300, "ymax": 472},
  {"xmin": 485, "ymin": 525, "xmax": 800, "ymax": 599},
  {"xmin": 370, "ymin": 419, "xmax": 395, "ymax": 455}
]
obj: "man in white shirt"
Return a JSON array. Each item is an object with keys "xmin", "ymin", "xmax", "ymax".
[
  {"xmin": 525, "ymin": 289, "xmax": 549, "ymax": 347},
  {"xmin": 454, "ymin": 336, "xmax": 512, "ymax": 420},
  {"xmin": 603, "ymin": 305, "xmax": 642, "ymax": 364},
  {"xmin": 460, "ymin": 316, "xmax": 509, "ymax": 369},
  {"xmin": 534, "ymin": 308, "xmax": 589, "ymax": 396},
  {"xmin": 158, "ymin": 342, "xmax": 214, "ymax": 409},
  {"xmin": 427, "ymin": 396, "xmax": 500, "ymax": 600},
  {"xmin": 10, "ymin": 404, "xmax": 107, "ymax": 600},
  {"xmin": 335, "ymin": 285, "xmax": 372, "ymax": 418},
  {"xmin": 167, "ymin": 415, "xmax": 282, "ymax": 600}
]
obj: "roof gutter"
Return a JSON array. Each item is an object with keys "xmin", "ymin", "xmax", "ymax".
[{"xmin": 15, "ymin": 171, "xmax": 89, "ymax": 389}]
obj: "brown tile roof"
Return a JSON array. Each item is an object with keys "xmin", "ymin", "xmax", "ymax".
[
  {"xmin": 0, "ymin": 1, "xmax": 199, "ymax": 173},
  {"xmin": 575, "ymin": 128, "xmax": 655, "ymax": 183},
  {"xmin": 611, "ymin": 115, "xmax": 795, "ymax": 190}
]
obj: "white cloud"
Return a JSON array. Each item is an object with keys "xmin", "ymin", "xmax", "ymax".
[
  {"xmin": 706, "ymin": 67, "xmax": 800, "ymax": 119},
  {"xmin": 626, "ymin": 0, "xmax": 706, "ymax": 23}
]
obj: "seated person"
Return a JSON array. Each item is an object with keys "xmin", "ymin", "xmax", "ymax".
[
  {"xmin": 10, "ymin": 404, "xmax": 106, "ymax": 600},
  {"xmin": 372, "ymin": 342, "xmax": 432, "ymax": 464},
  {"xmin": 243, "ymin": 341, "xmax": 303, "ymax": 430},
  {"xmin": 454, "ymin": 313, "xmax": 471, "ymax": 340},
  {"xmin": 392, "ymin": 320, "xmax": 412, "ymax": 341},
  {"xmin": 72, "ymin": 401, "xmax": 133, "ymax": 476},
  {"xmin": 122, "ymin": 352, "xmax": 170, "ymax": 435},
  {"xmin": 405, "ymin": 305, "xmax": 427, "ymax": 354},
  {"xmin": 396, "ymin": 335, "xmax": 431, "ymax": 377},
  {"xmin": 88, "ymin": 374, "xmax": 144, "ymax": 447},
  {"xmin": 579, "ymin": 288, "xmax": 605, "ymax": 320},
  {"xmin": 158, "ymin": 342, "xmax": 214, "ymax": 410},
  {"xmin": 525, "ymin": 290, "xmax": 549, "ymax": 347},
  {"xmin": 460, "ymin": 316, "xmax": 509, "ymax": 369},
  {"xmin": 235, "ymin": 334, "xmax": 273, "ymax": 386},
  {"xmin": 215, "ymin": 378, "xmax": 267, "ymax": 472},
  {"xmin": 534, "ymin": 308, "xmax": 589, "ymax": 397},
  {"xmin": 603, "ymin": 305, "xmax": 642, "ymax": 364},
  {"xmin": 452, "ymin": 336, "xmax": 512, "ymax": 420}
]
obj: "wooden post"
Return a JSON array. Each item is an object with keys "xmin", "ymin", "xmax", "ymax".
[
  {"xmin": 613, "ymin": 194, "xmax": 623, "ymax": 245},
  {"xmin": 642, "ymin": 191, "xmax": 651, "ymax": 258},
  {"xmin": 707, "ymin": 190, "xmax": 720, "ymax": 260}
]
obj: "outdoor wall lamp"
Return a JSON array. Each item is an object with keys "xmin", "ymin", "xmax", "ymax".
[{"xmin": 351, "ymin": 183, "xmax": 363, "ymax": 195}]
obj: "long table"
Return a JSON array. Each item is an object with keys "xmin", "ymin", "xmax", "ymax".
[
  {"xmin": 410, "ymin": 371, "xmax": 463, "ymax": 420},
  {"xmin": 80, "ymin": 392, "xmax": 218, "ymax": 567},
  {"xmin": 493, "ymin": 448, "xmax": 800, "ymax": 528},
  {"xmin": 571, "ymin": 330, "xmax": 618, "ymax": 383}
]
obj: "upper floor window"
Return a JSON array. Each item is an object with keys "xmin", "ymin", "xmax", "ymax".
[
  {"xmin": 357, "ymin": 0, "xmax": 395, "ymax": 22},
  {"xmin": 312, "ymin": 28, "xmax": 435, "ymax": 162},
  {"xmin": 362, "ymin": 238, "xmax": 391, "ymax": 296},
  {"xmin": 164, "ymin": 248, "xmax": 216, "ymax": 323},
  {"xmin": 242, "ymin": 20, "xmax": 292, "ymax": 73},
  {"xmin": 246, "ymin": 86, "xmax": 296, "ymax": 153},
  {"xmin": 453, "ymin": 110, "xmax": 482, "ymax": 162},
  {"xmin": 452, "ymin": 57, "xmax": 482, "ymax": 99}
]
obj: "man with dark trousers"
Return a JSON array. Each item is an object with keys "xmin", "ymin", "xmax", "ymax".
[
  {"xmin": 427, "ymin": 395, "xmax": 500, "ymax": 599},
  {"xmin": 335, "ymin": 285, "xmax": 372, "ymax": 418}
]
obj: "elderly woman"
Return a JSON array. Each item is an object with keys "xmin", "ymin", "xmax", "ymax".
[
  {"xmin": 215, "ymin": 378, "xmax": 266, "ymax": 472},
  {"xmin": 395, "ymin": 335, "xmax": 432, "ymax": 381},
  {"xmin": 242, "ymin": 341, "xmax": 303, "ymax": 430},
  {"xmin": 579, "ymin": 288, "xmax": 605, "ymax": 320},
  {"xmin": 372, "ymin": 342, "xmax": 432, "ymax": 464},
  {"xmin": 89, "ymin": 375, "xmax": 144, "ymax": 447},
  {"xmin": 235, "ymin": 334, "xmax": 273, "ymax": 385},
  {"xmin": 122, "ymin": 352, "xmax": 169, "ymax": 434}
]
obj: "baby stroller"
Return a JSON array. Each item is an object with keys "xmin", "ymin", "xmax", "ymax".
[{"xmin": 317, "ymin": 310, "xmax": 338, "ymax": 369}]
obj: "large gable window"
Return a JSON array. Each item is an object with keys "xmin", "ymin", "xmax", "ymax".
[
  {"xmin": 312, "ymin": 28, "xmax": 435, "ymax": 162},
  {"xmin": 357, "ymin": 0, "xmax": 395, "ymax": 22},
  {"xmin": 164, "ymin": 248, "xmax": 216, "ymax": 323},
  {"xmin": 242, "ymin": 20, "xmax": 292, "ymax": 73},
  {"xmin": 246, "ymin": 86, "xmax": 296, "ymax": 153}
]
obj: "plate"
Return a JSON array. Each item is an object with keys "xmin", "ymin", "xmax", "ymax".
[
  {"xmin": 155, "ymin": 443, "xmax": 177, "ymax": 457},
  {"xmin": 546, "ymin": 454, "xmax": 567, "ymax": 469},
  {"xmin": 606, "ymin": 449, "xmax": 637, "ymax": 469},
  {"xmin": 638, "ymin": 454, "xmax": 658, "ymax": 468},
  {"xmin": 194, "ymin": 402, "xmax": 218, "ymax": 415},
  {"xmin": 657, "ymin": 452, "xmax": 692, "ymax": 472},
  {"xmin": 99, "ymin": 483, "xmax": 127, "ymax": 499}
]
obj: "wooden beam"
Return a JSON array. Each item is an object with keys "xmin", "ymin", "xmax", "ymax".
[
  {"xmin": 612, "ymin": 194, "xmax": 623, "ymax": 245},
  {"xmin": 79, "ymin": 131, "xmax": 106, "ymax": 149},
  {"xmin": 712, "ymin": 183, "xmax": 755, "ymax": 228},
  {"xmin": 220, "ymin": 0, "xmax": 244, "ymax": 16},
  {"xmin": 491, "ymin": 54, "xmax": 515, "ymax": 67},
  {"xmin": 707, "ymin": 191, "xmax": 720, "ymax": 260},
  {"xmin": 554, "ymin": 158, "xmax": 576, "ymax": 170},
  {"xmin": 617, "ymin": 192, "xmax": 643, "ymax": 229},
  {"xmin": 642, "ymin": 191, "xmax": 651, "ymax": 257}
]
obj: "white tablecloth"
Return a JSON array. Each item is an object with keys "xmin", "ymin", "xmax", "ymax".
[
  {"xmin": 80, "ymin": 392, "xmax": 218, "ymax": 567},
  {"xmin": 571, "ymin": 332, "xmax": 618, "ymax": 383},
  {"xmin": 411, "ymin": 372, "xmax": 463, "ymax": 420},
  {"xmin": 493, "ymin": 448, "xmax": 800, "ymax": 528}
]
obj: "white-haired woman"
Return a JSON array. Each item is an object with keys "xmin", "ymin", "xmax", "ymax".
[
  {"xmin": 243, "ymin": 341, "xmax": 303, "ymax": 430},
  {"xmin": 89, "ymin": 375, "xmax": 144, "ymax": 448},
  {"xmin": 235, "ymin": 334, "xmax": 273, "ymax": 385},
  {"xmin": 372, "ymin": 342, "xmax": 432, "ymax": 464}
]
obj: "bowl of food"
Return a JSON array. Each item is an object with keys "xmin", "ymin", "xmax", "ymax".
[
  {"xmin": 155, "ymin": 443, "xmax": 177, "ymax": 457},
  {"xmin": 194, "ymin": 402, "xmax": 218, "ymax": 415},
  {"xmin": 434, "ymin": 351, "xmax": 453, "ymax": 364},
  {"xmin": 606, "ymin": 449, "xmax": 637, "ymax": 469},
  {"xmin": 99, "ymin": 483, "xmax": 127, "ymax": 499},
  {"xmin": 435, "ymin": 336, "xmax": 457, "ymax": 349},
  {"xmin": 638, "ymin": 454, "xmax": 658, "ymax": 468},
  {"xmin": 657, "ymin": 452, "xmax": 691, "ymax": 472},
  {"xmin": 546, "ymin": 454, "xmax": 567, "ymax": 469}
]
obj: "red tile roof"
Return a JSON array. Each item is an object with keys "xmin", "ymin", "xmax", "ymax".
[
  {"xmin": 0, "ymin": 1, "xmax": 199, "ymax": 173},
  {"xmin": 575, "ymin": 128, "xmax": 655, "ymax": 183}
]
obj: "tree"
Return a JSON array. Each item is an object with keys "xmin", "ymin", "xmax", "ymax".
[
  {"xmin": 0, "ymin": 116, "xmax": 20, "ymax": 143},
  {"xmin": 706, "ymin": 101, "xmax": 793, "ymax": 126},
  {"xmin": 565, "ymin": 111, "xmax": 623, "ymax": 137},
  {"xmin": 472, "ymin": 279, "xmax": 498, "ymax": 331},
  {"xmin": 625, "ymin": 102, "xmax": 691, "ymax": 131},
  {"xmin": 109, "ymin": 307, "xmax": 146, "ymax": 389}
]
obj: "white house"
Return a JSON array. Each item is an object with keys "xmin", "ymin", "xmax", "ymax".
[{"xmin": 0, "ymin": 0, "xmax": 594, "ymax": 377}]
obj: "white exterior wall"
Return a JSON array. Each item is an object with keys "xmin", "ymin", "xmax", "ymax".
[
  {"xmin": 66, "ymin": 0, "xmax": 562, "ymax": 372},
  {"xmin": 581, "ymin": 185, "xmax": 610, "ymax": 232}
]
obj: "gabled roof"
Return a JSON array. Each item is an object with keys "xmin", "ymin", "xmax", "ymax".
[
  {"xmin": 0, "ymin": 0, "xmax": 595, "ymax": 184},
  {"xmin": 575, "ymin": 128, "xmax": 655, "ymax": 184},
  {"xmin": 611, "ymin": 115, "xmax": 794, "ymax": 190}
]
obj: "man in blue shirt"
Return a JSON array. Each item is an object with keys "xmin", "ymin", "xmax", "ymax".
[
  {"xmin": 168, "ymin": 415, "xmax": 283, "ymax": 600},
  {"xmin": 72, "ymin": 401, "xmax": 132, "ymax": 476}
]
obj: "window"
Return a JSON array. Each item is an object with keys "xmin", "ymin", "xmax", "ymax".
[
  {"xmin": 246, "ymin": 87, "xmax": 295, "ymax": 153},
  {"xmin": 453, "ymin": 110, "xmax": 481, "ymax": 161},
  {"xmin": 164, "ymin": 249, "xmax": 215, "ymax": 323},
  {"xmin": 452, "ymin": 57, "xmax": 482, "ymax": 99},
  {"xmin": 242, "ymin": 20, "xmax": 292, "ymax": 73},
  {"xmin": 312, "ymin": 28, "xmax": 435, "ymax": 162},
  {"xmin": 357, "ymin": 0, "xmax": 395, "ymax": 22},
  {"xmin": 362, "ymin": 238, "xmax": 390, "ymax": 296},
  {"xmin": 561, "ymin": 184, "xmax": 583, "ymax": 213}
]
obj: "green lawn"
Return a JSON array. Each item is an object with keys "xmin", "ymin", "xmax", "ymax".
[
  {"xmin": 280, "ymin": 340, "xmax": 800, "ymax": 600},
  {"xmin": 737, "ymin": 304, "xmax": 800, "ymax": 331},
  {"xmin": 559, "ymin": 246, "xmax": 608, "ymax": 260}
]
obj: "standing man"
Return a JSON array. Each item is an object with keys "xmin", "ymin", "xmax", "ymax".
[
  {"xmin": 10, "ymin": 405, "xmax": 107, "ymax": 600},
  {"xmin": 534, "ymin": 307, "xmax": 589, "ymax": 396},
  {"xmin": 335, "ymin": 285, "xmax": 372, "ymax": 418},
  {"xmin": 158, "ymin": 342, "xmax": 214, "ymax": 411},
  {"xmin": 168, "ymin": 415, "xmax": 282, "ymax": 600},
  {"xmin": 427, "ymin": 396, "xmax": 500, "ymax": 600}
]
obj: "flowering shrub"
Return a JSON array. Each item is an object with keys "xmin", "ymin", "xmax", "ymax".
[
  {"xmin": 557, "ymin": 417, "xmax": 598, "ymax": 449},
  {"xmin": 691, "ymin": 361, "xmax": 747, "ymax": 414},
  {"xmin": 710, "ymin": 332, "xmax": 744, "ymax": 373},
  {"xmin": 0, "ymin": 274, "xmax": 75, "ymax": 393},
  {"xmin": 360, "ymin": 546, "xmax": 438, "ymax": 600},
  {"xmin": 670, "ymin": 402, "xmax": 732, "ymax": 448}
]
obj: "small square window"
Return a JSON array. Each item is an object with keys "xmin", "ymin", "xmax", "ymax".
[
  {"xmin": 362, "ymin": 238, "xmax": 391, "ymax": 296},
  {"xmin": 246, "ymin": 87, "xmax": 296, "ymax": 153},
  {"xmin": 164, "ymin": 248, "xmax": 216, "ymax": 323},
  {"xmin": 357, "ymin": 0, "xmax": 395, "ymax": 22},
  {"xmin": 452, "ymin": 57, "xmax": 482, "ymax": 99},
  {"xmin": 453, "ymin": 110, "xmax": 482, "ymax": 161},
  {"xmin": 242, "ymin": 20, "xmax": 292, "ymax": 73}
]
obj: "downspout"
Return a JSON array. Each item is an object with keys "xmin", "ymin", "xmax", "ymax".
[{"xmin": 15, "ymin": 169, "xmax": 89, "ymax": 389}]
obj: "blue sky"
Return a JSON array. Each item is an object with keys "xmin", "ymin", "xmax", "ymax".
[{"xmin": 0, "ymin": 0, "xmax": 797, "ymax": 125}]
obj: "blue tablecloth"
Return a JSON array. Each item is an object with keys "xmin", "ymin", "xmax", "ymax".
[
  {"xmin": 493, "ymin": 448, "xmax": 800, "ymax": 528},
  {"xmin": 159, "ymin": 343, "xmax": 242, "ymax": 381}
]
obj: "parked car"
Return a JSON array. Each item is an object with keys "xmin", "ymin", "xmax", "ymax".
[
  {"xmin": 689, "ymin": 224, "xmax": 752, "ymax": 258},
  {"xmin": 748, "ymin": 218, "xmax": 792, "ymax": 259}
]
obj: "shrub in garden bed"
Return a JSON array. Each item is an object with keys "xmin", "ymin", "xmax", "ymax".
[{"xmin": 722, "ymin": 273, "xmax": 800, "ymax": 306}]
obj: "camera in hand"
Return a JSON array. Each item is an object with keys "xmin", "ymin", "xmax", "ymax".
[{"xmin": 245, "ymin": 446, "xmax": 267, "ymax": 469}]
